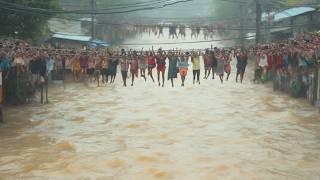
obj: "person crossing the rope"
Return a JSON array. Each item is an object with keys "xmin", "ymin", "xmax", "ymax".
[
  {"xmin": 211, "ymin": 49, "xmax": 217, "ymax": 79},
  {"xmin": 120, "ymin": 49, "xmax": 129, "ymax": 87},
  {"xmin": 109, "ymin": 51, "xmax": 119, "ymax": 84},
  {"xmin": 93, "ymin": 54, "xmax": 102, "ymax": 87},
  {"xmin": 224, "ymin": 51, "xmax": 232, "ymax": 81},
  {"xmin": 203, "ymin": 49, "xmax": 212, "ymax": 79},
  {"xmin": 203, "ymin": 26, "xmax": 209, "ymax": 40},
  {"xmin": 196, "ymin": 26, "xmax": 201, "ymax": 39},
  {"xmin": 236, "ymin": 50, "xmax": 248, "ymax": 83},
  {"xmin": 147, "ymin": 48, "xmax": 156, "ymax": 82},
  {"xmin": 138, "ymin": 48, "xmax": 147, "ymax": 81},
  {"xmin": 169, "ymin": 24, "xmax": 178, "ymax": 39},
  {"xmin": 130, "ymin": 51, "xmax": 139, "ymax": 86},
  {"xmin": 191, "ymin": 25, "xmax": 197, "ymax": 39},
  {"xmin": 158, "ymin": 25, "xmax": 164, "ymax": 38},
  {"xmin": 177, "ymin": 51, "xmax": 189, "ymax": 86},
  {"xmin": 156, "ymin": 48, "xmax": 167, "ymax": 87},
  {"xmin": 215, "ymin": 50, "xmax": 225, "ymax": 84},
  {"xmin": 259, "ymin": 51, "xmax": 268, "ymax": 82},
  {"xmin": 87, "ymin": 53, "xmax": 95, "ymax": 82},
  {"xmin": 179, "ymin": 25, "xmax": 186, "ymax": 39},
  {"xmin": 79, "ymin": 52, "xmax": 88, "ymax": 80},
  {"xmin": 13, "ymin": 50, "xmax": 25, "ymax": 74},
  {"xmin": 191, "ymin": 50, "xmax": 201, "ymax": 85},
  {"xmin": 101, "ymin": 55, "xmax": 109, "ymax": 84},
  {"xmin": 167, "ymin": 50, "xmax": 179, "ymax": 87},
  {"xmin": 71, "ymin": 54, "xmax": 81, "ymax": 81}
]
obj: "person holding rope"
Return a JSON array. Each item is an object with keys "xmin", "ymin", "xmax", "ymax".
[
  {"xmin": 138, "ymin": 48, "xmax": 147, "ymax": 81},
  {"xmin": 120, "ymin": 49, "xmax": 129, "ymax": 87},
  {"xmin": 147, "ymin": 48, "xmax": 156, "ymax": 83},
  {"xmin": 236, "ymin": 49, "xmax": 248, "ymax": 83},
  {"xmin": 130, "ymin": 50, "xmax": 139, "ymax": 86},
  {"xmin": 191, "ymin": 50, "xmax": 201, "ymax": 85},
  {"xmin": 177, "ymin": 51, "xmax": 189, "ymax": 87},
  {"xmin": 156, "ymin": 48, "xmax": 167, "ymax": 87},
  {"xmin": 167, "ymin": 50, "xmax": 179, "ymax": 87}
]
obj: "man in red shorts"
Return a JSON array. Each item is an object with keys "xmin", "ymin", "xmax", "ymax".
[{"xmin": 156, "ymin": 49, "xmax": 167, "ymax": 87}]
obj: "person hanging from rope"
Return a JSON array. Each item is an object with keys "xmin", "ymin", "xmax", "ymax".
[
  {"xmin": 156, "ymin": 48, "xmax": 167, "ymax": 87},
  {"xmin": 177, "ymin": 51, "xmax": 189, "ymax": 87},
  {"xmin": 167, "ymin": 49, "xmax": 179, "ymax": 88},
  {"xmin": 120, "ymin": 49, "xmax": 129, "ymax": 87},
  {"xmin": 138, "ymin": 48, "xmax": 147, "ymax": 81},
  {"xmin": 191, "ymin": 50, "xmax": 201, "ymax": 85},
  {"xmin": 147, "ymin": 47, "xmax": 156, "ymax": 82}
]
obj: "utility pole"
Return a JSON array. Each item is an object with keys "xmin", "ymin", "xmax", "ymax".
[
  {"xmin": 239, "ymin": 2, "xmax": 245, "ymax": 48},
  {"xmin": 91, "ymin": 0, "xmax": 96, "ymax": 40},
  {"xmin": 255, "ymin": 0, "xmax": 261, "ymax": 45}
]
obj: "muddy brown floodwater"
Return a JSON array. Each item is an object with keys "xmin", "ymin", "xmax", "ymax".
[{"xmin": 1, "ymin": 34, "xmax": 320, "ymax": 180}]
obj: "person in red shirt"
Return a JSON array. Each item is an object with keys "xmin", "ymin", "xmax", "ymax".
[
  {"xmin": 156, "ymin": 49, "xmax": 167, "ymax": 87},
  {"xmin": 147, "ymin": 50, "xmax": 156, "ymax": 82},
  {"xmin": 267, "ymin": 51, "xmax": 273, "ymax": 71},
  {"xmin": 274, "ymin": 51, "xmax": 283, "ymax": 71}
]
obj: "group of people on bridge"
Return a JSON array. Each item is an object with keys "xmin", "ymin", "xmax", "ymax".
[{"xmin": 132, "ymin": 23, "xmax": 229, "ymax": 39}]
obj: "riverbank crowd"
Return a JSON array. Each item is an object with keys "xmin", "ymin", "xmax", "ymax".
[
  {"xmin": 0, "ymin": 39, "xmax": 249, "ymax": 89},
  {"xmin": 251, "ymin": 31, "xmax": 320, "ymax": 98}
]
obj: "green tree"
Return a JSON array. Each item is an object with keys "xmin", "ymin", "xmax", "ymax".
[{"xmin": 0, "ymin": 0, "xmax": 58, "ymax": 40}]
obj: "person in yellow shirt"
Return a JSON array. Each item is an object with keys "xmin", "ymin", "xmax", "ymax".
[{"xmin": 191, "ymin": 50, "xmax": 201, "ymax": 85}]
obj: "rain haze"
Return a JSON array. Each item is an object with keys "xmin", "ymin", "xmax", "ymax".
[{"xmin": 1, "ymin": 0, "xmax": 320, "ymax": 179}]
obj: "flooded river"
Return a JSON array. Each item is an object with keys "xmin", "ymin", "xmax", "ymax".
[{"xmin": 1, "ymin": 34, "xmax": 320, "ymax": 179}]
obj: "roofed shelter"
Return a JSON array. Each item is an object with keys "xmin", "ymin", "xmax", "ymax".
[{"xmin": 262, "ymin": 6, "xmax": 317, "ymax": 41}]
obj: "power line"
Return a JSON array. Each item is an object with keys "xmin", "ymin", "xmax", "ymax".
[{"xmin": 0, "ymin": 0, "xmax": 194, "ymax": 14}]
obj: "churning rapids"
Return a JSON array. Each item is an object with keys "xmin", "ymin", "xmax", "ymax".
[{"xmin": 1, "ymin": 32, "xmax": 320, "ymax": 180}]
